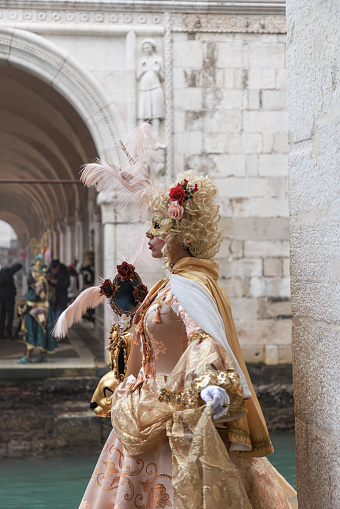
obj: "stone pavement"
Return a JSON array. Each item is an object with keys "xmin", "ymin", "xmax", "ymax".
[{"xmin": 0, "ymin": 320, "xmax": 108, "ymax": 380}]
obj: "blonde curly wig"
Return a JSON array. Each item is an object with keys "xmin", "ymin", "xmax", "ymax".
[{"xmin": 148, "ymin": 171, "xmax": 222, "ymax": 260}]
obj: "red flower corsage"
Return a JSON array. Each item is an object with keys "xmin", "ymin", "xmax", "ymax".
[
  {"xmin": 117, "ymin": 262, "xmax": 135, "ymax": 281},
  {"xmin": 133, "ymin": 284, "xmax": 148, "ymax": 302},
  {"xmin": 100, "ymin": 279, "xmax": 116, "ymax": 298}
]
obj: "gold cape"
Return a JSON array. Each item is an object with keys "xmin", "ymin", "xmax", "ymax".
[{"xmin": 169, "ymin": 256, "xmax": 274, "ymax": 457}]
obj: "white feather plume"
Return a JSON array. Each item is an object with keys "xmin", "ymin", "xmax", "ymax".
[{"xmin": 53, "ymin": 286, "xmax": 105, "ymax": 338}]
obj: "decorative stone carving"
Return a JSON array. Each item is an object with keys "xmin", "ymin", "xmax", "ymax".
[
  {"xmin": 136, "ymin": 38, "xmax": 164, "ymax": 132},
  {"xmin": 0, "ymin": 9, "xmax": 164, "ymax": 26},
  {"xmin": 171, "ymin": 13, "xmax": 287, "ymax": 33}
]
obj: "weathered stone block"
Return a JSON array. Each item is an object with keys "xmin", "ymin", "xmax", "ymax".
[
  {"xmin": 184, "ymin": 153, "xmax": 217, "ymax": 175},
  {"xmin": 232, "ymin": 197, "xmax": 289, "ymax": 217},
  {"xmin": 276, "ymin": 68, "xmax": 287, "ymax": 89},
  {"xmin": 219, "ymin": 198, "xmax": 233, "ymax": 217},
  {"xmin": 262, "ymin": 134, "xmax": 274, "ymax": 153},
  {"xmin": 273, "ymin": 132, "xmax": 289, "ymax": 153},
  {"xmin": 228, "ymin": 298, "xmax": 260, "ymax": 320},
  {"xmin": 242, "ymin": 133, "xmax": 262, "ymax": 153},
  {"xmin": 223, "ymin": 68, "xmax": 236, "ymax": 88},
  {"xmin": 233, "ymin": 68, "xmax": 250, "ymax": 90},
  {"xmin": 174, "ymin": 132, "xmax": 202, "ymax": 154},
  {"xmin": 172, "ymin": 68, "xmax": 187, "ymax": 89},
  {"xmin": 217, "ymin": 240, "xmax": 243, "ymax": 260},
  {"xmin": 244, "ymin": 111, "xmax": 288, "ymax": 133},
  {"xmin": 245, "ymin": 154, "xmax": 259, "ymax": 176},
  {"xmin": 173, "ymin": 40, "xmax": 203, "ymax": 68},
  {"xmin": 202, "ymin": 87, "xmax": 224, "ymax": 109},
  {"xmin": 242, "ymin": 345, "xmax": 264, "ymax": 363},
  {"xmin": 232, "ymin": 217, "xmax": 289, "ymax": 241},
  {"xmin": 185, "ymin": 111, "xmax": 203, "ymax": 131},
  {"xmin": 262, "ymin": 89, "xmax": 287, "ymax": 110},
  {"xmin": 210, "ymin": 154, "xmax": 245, "ymax": 176},
  {"xmin": 249, "ymin": 42, "xmax": 285, "ymax": 69},
  {"xmin": 202, "ymin": 133, "xmax": 228, "ymax": 153},
  {"xmin": 244, "ymin": 240, "xmax": 289, "ymax": 258},
  {"xmin": 220, "ymin": 90, "xmax": 244, "ymax": 109},
  {"xmin": 250, "ymin": 277, "xmax": 290, "ymax": 298},
  {"xmin": 216, "ymin": 41, "xmax": 246, "ymax": 68},
  {"xmin": 282, "ymin": 258, "xmax": 290, "ymax": 277},
  {"xmin": 259, "ymin": 154, "xmax": 288, "ymax": 176},
  {"xmin": 218, "ymin": 277, "xmax": 249, "ymax": 298},
  {"xmin": 264, "ymin": 258, "xmax": 282, "ymax": 276},
  {"xmin": 219, "ymin": 258, "xmax": 262, "ymax": 278},
  {"xmin": 173, "ymin": 88, "xmax": 202, "ymax": 110},
  {"xmin": 235, "ymin": 319, "xmax": 292, "ymax": 345},
  {"xmin": 248, "ymin": 68, "xmax": 276, "ymax": 89},
  {"xmin": 246, "ymin": 89, "xmax": 260, "ymax": 110},
  {"xmin": 264, "ymin": 344, "xmax": 280, "ymax": 364},
  {"xmin": 279, "ymin": 345, "xmax": 292, "ymax": 363},
  {"xmin": 203, "ymin": 109, "xmax": 242, "ymax": 133},
  {"xmin": 173, "ymin": 111, "xmax": 185, "ymax": 132},
  {"xmin": 54, "ymin": 411, "xmax": 102, "ymax": 446},
  {"xmin": 259, "ymin": 298, "xmax": 292, "ymax": 319},
  {"xmin": 203, "ymin": 133, "xmax": 243, "ymax": 154},
  {"xmin": 216, "ymin": 177, "xmax": 272, "ymax": 198}
]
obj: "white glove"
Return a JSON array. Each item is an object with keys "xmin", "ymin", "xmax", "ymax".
[{"xmin": 200, "ymin": 385, "xmax": 230, "ymax": 420}]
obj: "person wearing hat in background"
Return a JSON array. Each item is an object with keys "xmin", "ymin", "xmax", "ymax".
[
  {"xmin": 0, "ymin": 262, "xmax": 22, "ymax": 340},
  {"xmin": 18, "ymin": 255, "xmax": 56, "ymax": 364},
  {"xmin": 80, "ymin": 251, "xmax": 95, "ymax": 325},
  {"xmin": 46, "ymin": 259, "xmax": 70, "ymax": 323}
]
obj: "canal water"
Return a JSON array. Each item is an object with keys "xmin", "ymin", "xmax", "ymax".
[{"xmin": 1, "ymin": 433, "xmax": 296, "ymax": 508}]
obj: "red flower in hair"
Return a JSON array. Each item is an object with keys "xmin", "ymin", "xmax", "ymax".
[
  {"xmin": 169, "ymin": 184, "xmax": 186, "ymax": 204},
  {"xmin": 117, "ymin": 261, "xmax": 135, "ymax": 281}
]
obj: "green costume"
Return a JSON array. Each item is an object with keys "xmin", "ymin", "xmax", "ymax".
[{"xmin": 19, "ymin": 262, "xmax": 56, "ymax": 355}]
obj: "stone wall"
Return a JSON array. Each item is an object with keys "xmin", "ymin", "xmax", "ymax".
[
  {"xmin": 0, "ymin": 2, "xmax": 292, "ymax": 363},
  {"xmin": 286, "ymin": 1, "xmax": 340, "ymax": 507},
  {"xmin": 171, "ymin": 16, "xmax": 291, "ymax": 363}
]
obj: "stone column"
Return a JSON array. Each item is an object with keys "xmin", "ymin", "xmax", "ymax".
[
  {"xmin": 125, "ymin": 30, "xmax": 136, "ymax": 132},
  {"xmin": 51, "ymin": 229, "xmax": 58, "ymax": 260},
  {"xmin": 92, "ymin": 211, "xmax": 102, "ymax": 280},
  {"xmin": 65, "ymin": 220, "xmax": 74, "ymax": 265},
  {"xmin": 98, "ymin": 194, "xmax": 117, "ymax": 362},
  {"xmin": 286, "ymin": 2, "xmax": 340, "ymax": 507},
  {"xmin": 57, "ymin": 222, "xmax": 65, "ymax": 262}
]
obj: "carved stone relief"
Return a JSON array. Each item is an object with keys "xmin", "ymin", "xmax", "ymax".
[{"xmin": 171, "ymin": 13, "xmax": 287, "ymax": 33}]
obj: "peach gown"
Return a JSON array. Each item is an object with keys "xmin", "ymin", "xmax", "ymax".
[{"xmin": 79, "ymin": 281, "xmax": 297, "ymax": 509}]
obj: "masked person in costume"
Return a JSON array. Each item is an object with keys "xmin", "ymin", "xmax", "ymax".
[
  {"xmin": 18, "ymin": 255, "xmax": 56, "ymax": 363},
  {"xmin": 55, "ymin": 124, "xmax": 297, "ymax": 508}
]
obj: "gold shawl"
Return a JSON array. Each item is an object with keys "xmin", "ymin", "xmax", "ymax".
[{"xmin": 170, "ymin": 257, "xmax": 274, "ymax": 457}]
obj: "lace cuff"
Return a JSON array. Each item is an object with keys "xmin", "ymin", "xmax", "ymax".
[{"xmin": 158, "ymin": 369, "xmax": 243, "ymax": 409}]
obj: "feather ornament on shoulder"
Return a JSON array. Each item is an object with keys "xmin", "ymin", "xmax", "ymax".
[{"xmin": 81, "ymin": 122, "xmax": 161, "ymax": 218}]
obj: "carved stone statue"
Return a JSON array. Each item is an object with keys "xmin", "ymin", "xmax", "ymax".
[{"xmin": 136, "ymin": 38, "xmax": 165, "ymax": 132}]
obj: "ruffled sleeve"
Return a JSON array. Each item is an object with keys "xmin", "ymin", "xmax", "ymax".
[{"xmin": 158, "ymin": 292, "xmax": 247, "ymax": 424}]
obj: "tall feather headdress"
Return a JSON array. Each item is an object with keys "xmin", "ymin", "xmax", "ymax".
[{"xmin": 81, "ymin": 122, "xmax": 162, "ymax": 218}]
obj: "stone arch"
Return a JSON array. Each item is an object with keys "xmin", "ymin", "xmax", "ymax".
[{"xmin": 0, "ymin": 25, "xmax": 124, "ymax": 163}]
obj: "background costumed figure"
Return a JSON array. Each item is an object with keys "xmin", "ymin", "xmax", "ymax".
[
  {"xmin": 18, "ymin": 255, "xmax": 56, "ymax": 364},
  {"xmin": 55, "ymin": 123, "xmax": 297, "ymax": 508}
]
